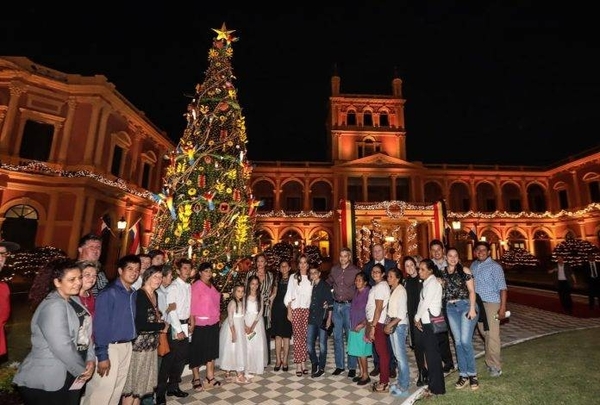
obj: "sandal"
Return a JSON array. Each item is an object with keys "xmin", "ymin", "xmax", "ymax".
[
  {"xmin": 372, "ymin": 382, "xmax": 389, "ymax": 393},
  {"xmin": 296, "ymin": 371, "xmax": 303, "ymax": 377},
  {"xmin": 236, "ymin": 374, "xmax": 250, "ymax": 384},
  {"xmin": 192, "ymin": 378, "xmax": 203, "ymax": 392},
  {"xmin": 205, "ymin": 377, "xmax": 221, "ymax": 389}
]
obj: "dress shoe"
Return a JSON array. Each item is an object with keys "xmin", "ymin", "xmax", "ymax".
[
  {"xmin": 347, "ymin": 369, "xmax": 356, "ymax": 378},
  {"xmin": 369, "ymin": 368, "xmax": 380, "ymax": 377},
  {"xmin": 312, "ymin": 369, "xmax": 325, "ymax": 378},
  {"xmin": 166, "ymin": 388, "xmax": 189, "ymax": 398},
  {"xmin": 332, "ymin": 368, "xmax": 344, "ymax": 375},
  {"xmin": 356, "ymin": 377, "xmax": 371, "ymax": 386},
  {"xmin": 442, "ymin": 364, "xmax": 455, "ymax": 373},
  {"xmin": 156, "ymin": 396, "xmax": 166, "ymax": 405}
]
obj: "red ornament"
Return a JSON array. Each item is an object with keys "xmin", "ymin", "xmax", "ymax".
[{"xmin": 198, "ymin": 175, "xmax": 206, "ymax": 188}]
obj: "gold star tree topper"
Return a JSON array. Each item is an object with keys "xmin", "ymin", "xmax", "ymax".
[{"xmin": 212, "ymin": 22, "xmax": 236, "ymax": 44}]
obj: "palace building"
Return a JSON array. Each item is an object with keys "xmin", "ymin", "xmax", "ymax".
[
  {"xmin": 1, "ymin": 56, "xmax": 599, "ymax": 274},
  {"xmin": 0, "ymin": 57, "xmax": 173, "ymax": 277},
  {"xmin": 250, "ymin": 71, "xmax": 600, "ymax": 268}
]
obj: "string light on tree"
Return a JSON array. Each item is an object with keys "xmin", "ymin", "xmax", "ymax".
[{"xmin": 148, "ymin": 23, "xmax": 256, "ymax": 294}]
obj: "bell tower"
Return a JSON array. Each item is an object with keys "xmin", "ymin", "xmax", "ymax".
[{"xmin": 326, "ymin": 67, "xmax": 407, "ymax": 164}]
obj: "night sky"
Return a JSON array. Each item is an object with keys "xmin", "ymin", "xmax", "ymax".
[{"xmin": 2, "ymin": 3, "xmax": 598, "ymax": 166}]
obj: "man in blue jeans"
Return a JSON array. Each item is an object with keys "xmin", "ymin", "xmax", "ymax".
[{"xmin": 326, "ymin": 247, "xmax": 361, "ymax": 378}]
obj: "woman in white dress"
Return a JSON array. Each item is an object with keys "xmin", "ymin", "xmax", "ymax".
[
  {"xmin": 218, "ymin": 285, "xmax": 249, "ymax": 383},
  {"xmin": 244, "ymin": 275, "xmax": 267, "ymax": 377}
]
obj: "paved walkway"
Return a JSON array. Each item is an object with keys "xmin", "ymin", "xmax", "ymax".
[{"xmin": 169, "ymin": 300, "xmax": 600, "ymax": 405}]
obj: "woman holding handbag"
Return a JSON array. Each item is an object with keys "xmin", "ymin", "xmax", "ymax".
[
  {"xmin": 121, "ymin": 266, "xmax": 166, "ymax": 405},
  {"xmin": 414, "ymin": 259, "xmax": 445, "ymax": 398}
]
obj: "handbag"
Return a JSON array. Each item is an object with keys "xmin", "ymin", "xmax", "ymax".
[
  {"xmin": 157, "ymin": 331, "xmax": 170, "ymax": 356},
  {"xmin": 428, "ymin": 309, "xmax": 448, "ymax": 334},
  {"xmin": 384, "ymin": 315, "xmax": 397, "ymax": 335}
]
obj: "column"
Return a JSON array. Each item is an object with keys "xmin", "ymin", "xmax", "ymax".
[
  {"xmin": 362, "ymin": 175, "xmax": 368, "ymax": 202},
  {"xmin": 495, "ymin": 179, "xmax": 503, "ymax": 212},
  {"xmin": 43, "ymin": 193, "xmax": 59, "ymax": 246},
  {"xmin": 0, "ymin": 84, "xmax": 25, "ymax": 154},
  {"xmin": 303, "ymin": 177, "xmax": 310, "ymax": 211},
  {"xmin": 83, "ymin": 99, "xmax": 102, "ymax": 165},
  {"xmin": 94, "ymin": 104, "xmax": 110, "ymax": 166},
  {"xmin": 57, "ymin": 98, "xmax": 77, "ymax": 164},
  {"xmin": 520, "ymin": 178, "xmax": 529, "ymax": 212},
  {"xmin": 571, "ymin": 171, "xmax": 582, "ymax": 208},
  {"xmin": 469, "ymin": 180, "xmax": 477, "ymax": 211}
]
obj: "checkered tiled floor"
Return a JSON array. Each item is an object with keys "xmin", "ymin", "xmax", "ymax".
[{"xmin": 167, "ymin": 301, "xmax": 600, "ymax": 405}]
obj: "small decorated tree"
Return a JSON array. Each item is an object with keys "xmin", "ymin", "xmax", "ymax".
[
  {"xmin": 500, "ymin": 247, "xmax": 539, "ymax": 270},
  {"xmin": 552, "ymin": 236, "xmax": 600, "ymax": 267},
  {"xmin": 148, "ymin": 23, "xmax": 257, "ymax": 293}
]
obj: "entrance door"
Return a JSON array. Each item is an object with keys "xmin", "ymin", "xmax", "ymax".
[{"xmin": 1, "ymin": 204, "xmax": 39, "ymax": 250}]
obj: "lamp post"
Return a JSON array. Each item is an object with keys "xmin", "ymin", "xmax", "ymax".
[
  {"xmin": 451, "ymin": 220, "xmax": 461, "ymax": 243},
  {"xmin": 451, "ymin": 220, "xmax": 461, "ymax": 255},
  {"xmin": 117, "ymin": 216, "xmax": 127, "ymax": 259}
]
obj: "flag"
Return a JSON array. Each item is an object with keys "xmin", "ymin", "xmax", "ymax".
[
  {"xmin": 432, "ymin": 199, "xmax": 450, "ymax": 246},
  {"xmin": 128, "ymin": 218, "xmax": 142, "ymax": 255},
  {"xmin": 469, "ymin": 225, "xmax": 478, "ymax": 242},
  {"xmin": 96, "ymin": 215, "xmax": 115, "ymax": 237},
  {"xmin": 339, "ymin": 199, "xmax": 357, "ymax": 264}
]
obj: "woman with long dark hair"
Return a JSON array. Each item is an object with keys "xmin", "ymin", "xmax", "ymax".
[
  {"xmin": 14, "ymin": 258, "xmax": 96, "ymax": 405},
  {"xmin": 415, "ymin": 259, "xmax": 445, "ymax": 398}
]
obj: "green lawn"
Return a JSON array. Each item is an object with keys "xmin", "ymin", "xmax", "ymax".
[{"xmin": 421, "ymin": 327, "xmax": 600, "ymax": 404}]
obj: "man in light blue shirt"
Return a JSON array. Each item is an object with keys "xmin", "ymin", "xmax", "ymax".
[{"xmin": 470, "ymin": 241, "xmax": 507, "ymax": 377}]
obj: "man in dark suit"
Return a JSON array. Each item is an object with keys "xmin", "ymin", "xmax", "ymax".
[
  {"xmin": 585, "ymin": 253, "xmax": 600, "ymax": 310},
  {"xmin": 362, "ymin": 243, "xmax": 397, "ymax": 377},
  {"xmin": 548, "ymin": 255, "xmax": 576, "ymax": 314},
  {"xmin": 363, "ymin": 243, "xmax": 396, "ymax": 286}
]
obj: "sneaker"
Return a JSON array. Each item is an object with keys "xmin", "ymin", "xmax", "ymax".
[
  {"xmin": 390, "ymin": 386, "xmax": 409, "ymax": 398},
  {"xmin": 490, "ymin": 368, "xmax": 503, "ymax": 377},
  {"xmin": 347, "ymin": 369, "xmax": 356, "ymax": 378},
  {"xmin": 469, "ymin": 375, "xmax": 479, "ymax": 390},
  {"xmin": 455, "ymin": 376, "xmax": 469, "ymax": 389},
  {"xmin": 332, "ymin": 368, "xmax": 344, "ymax": 376}
]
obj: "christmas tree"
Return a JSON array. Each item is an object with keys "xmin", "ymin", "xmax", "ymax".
[
  {"xmin": 500, "ymin": 247, "xmax": 539, "ymax": 269},
  {"xmin": 552, "ymin": 235, "xmax": 600, "ymax": 267},
  {"xmin": 149, "ymin": 23, "xmax": 257, "ymax": 293}
]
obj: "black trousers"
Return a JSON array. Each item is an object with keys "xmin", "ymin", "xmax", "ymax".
[
  {"xmin": 409, "ymin": 320, "xmax": 426, "ymax": 372},
  {"xmin": 557, "ymin": 280, "xmax": 573, "ymax": 313},
  {"xmin": 589, "ymin": 278, "xmax": 600, "ymax": 309},
  {"xmin": 417, "ymin": 324, "xmax": 445, "ymax": 395},
  {"xmin": 156, "ymin": 332, "xmax": 189, "ymax": 397},
  {"xmin": 18, "ymin": 372, "xmax": 80, "ymax": 405}
]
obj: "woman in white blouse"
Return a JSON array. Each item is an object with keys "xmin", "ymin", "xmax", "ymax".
[
  {"xmin": 283, "ymin": 254, "xmax": 313, "ymax": 376},
  {"xmin": 414, "ymin": 258, "xmax": 445, "ymax": 398},
  {"xmin": 365, "ymin": 263, "xmax": 391, "ymax": 393}
]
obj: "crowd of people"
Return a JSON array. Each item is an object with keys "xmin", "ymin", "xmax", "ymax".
[{"xmin": 10, "ymin": 232, "xmax": 510, "ymax": 403}]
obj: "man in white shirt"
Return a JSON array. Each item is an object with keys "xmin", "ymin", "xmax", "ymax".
[
  {"xmin": 548, "ymin": 255, "xmax": 576, "ymax": 314},
  {"xmin": 156, "ymin": 258, "xmax": 192, "ymax": 401},
  {"xmin": 132, "ymin": 253, "xmax": 152, "ymax": 290}
]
